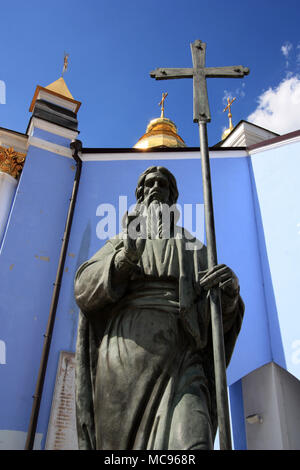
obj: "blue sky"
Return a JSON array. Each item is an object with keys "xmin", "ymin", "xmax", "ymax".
[{"xmin": 1, "ymin": 0, "xmax": 300, "ymax": 148}]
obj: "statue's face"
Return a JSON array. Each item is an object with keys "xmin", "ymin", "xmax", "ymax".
[{"xmin": 143, "ymin": 171, "xmax": 170, "ymax": 205}]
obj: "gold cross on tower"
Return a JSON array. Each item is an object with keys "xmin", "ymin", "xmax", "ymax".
[
  {"xmin": 223, "ymin": 96, "xmax": 236, "ymax": 131},
  {"xmin": 159, "ymin": 92, "xmax": 168, "ymax": 118},
  {"xmin": 62, "ymin": 52, "xmax": 69, "ymax": 77}
]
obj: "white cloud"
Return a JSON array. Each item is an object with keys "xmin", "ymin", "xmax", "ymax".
[
  {"xmin": 281, "ymin": 41, "xmax": 293, "ymax": 68},
  {"xmin": 281, "ymin": 41, "xmax": 293, "ymax": 58},
  {"xmin": 222, "ymin": 83, "xmax": 246, "ymax": 107},
  {"xmin": 248, "ymin": 75, "xmax": 300, "ymax": 134},
  {"xmin": 222, "ymin": 90, "xmax": 235, "ymax": 107},
  {"xmin": 296, "ymin": 44, "xmax": 300, "ymax": 65}
]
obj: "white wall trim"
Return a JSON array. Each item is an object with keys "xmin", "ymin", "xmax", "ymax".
[
  {"xmin": 248, "ymin": 134, "xmax": 300, "ymax": 155},
  {"xmin": 28, "ymin": 136, "xmax": 73, "ymax": 158},
  {"xmin": 80, "ymin": 149, "xmax": 248, "ymax": 162}
]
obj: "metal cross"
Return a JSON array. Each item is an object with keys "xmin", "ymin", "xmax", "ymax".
[
  {"xmin": 150, "ymin": 39, "xmax": 249, "ymax": 123},
  {"xmin": 223, "ymin": 96, "xmax": 236, "ymax": 116},
  {"xmin": 62, "ymin": 52, "xmax": 69, "ymax": 77},
  {"xmin": 223, "ymin": 96, "xmax": 236, "ymax": 130},
  {"xmin": 159, "ymin": 92, "xmax": 168, "ymax": 118}
]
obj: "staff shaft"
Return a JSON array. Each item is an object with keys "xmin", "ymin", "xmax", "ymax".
[{"xmin": 198, "ymin": 121, "xmax": 232, "ymax": 450}]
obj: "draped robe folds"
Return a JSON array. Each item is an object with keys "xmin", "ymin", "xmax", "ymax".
[{"xmin": 74, "ymin": 230, "xmax": 244, "ymax": 450}]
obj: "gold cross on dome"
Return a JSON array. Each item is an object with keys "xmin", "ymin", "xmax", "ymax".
[
  {"xmin": 223, "ymin": 96, "xmax": 236, "ymax": 130},
  {"xmin": 223, "ymin": 96, "xmax": 236, "ymax": 118},
  {"xmin": 159, "ymin": 92, "xmax": 168, "ymax": 118}
]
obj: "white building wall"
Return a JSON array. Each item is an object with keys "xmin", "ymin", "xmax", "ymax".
[{"xmin": 242, "ymin": 362, "xmax": 300, "ymax": 449}]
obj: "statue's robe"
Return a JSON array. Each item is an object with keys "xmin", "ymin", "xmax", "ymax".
[{"xmin": 74, "ymin": 231, "xmax": 244, "ymax": 450}]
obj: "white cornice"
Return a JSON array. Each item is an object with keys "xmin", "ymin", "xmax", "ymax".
[
  {"xmin": 220, "ymin": 121, "xmax": 278, "ymax": 148},
  {"xmin": 0, "ymin": 129, "xmax": 28, "ymax": 154},
  {"xmin": 27, "ymin": 117, "xmax": 78, "ymax": 141},
  {"xmin": 248, "ymin": 132, "xmax": 300, "ymax": 155},
  {"xmin": 28, "ymin": 136, "xmax": 73, "ymax": 158}
]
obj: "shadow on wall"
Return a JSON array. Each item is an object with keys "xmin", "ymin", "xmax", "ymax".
[
  {"xmin": 247, "ymin": 158, "xmax": 286, "ymax": 369},
  {"xmin": 69, "ymin": 222, "xmax": 92, "ymax": 351}
]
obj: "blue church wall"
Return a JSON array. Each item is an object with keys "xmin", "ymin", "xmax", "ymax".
[
  {"xmin": 208, "ymin": 155, "xmax": 272, "ymax": 384},
  {"xmin": 229, "ymin": 379, "xmax": 247, "ymax": 450},
  {"xmin": 31, "ymin": 127, "xmax": 72, "ymax": 148},
  {"xmin": 250, "ymin": 140, "xmax": 300, "ymax": 381},
  {"xmin": 0, "ymin": 142, "xmax": 76, "ymax": 447},
  {"xmin": 1, "ymin": 142, "xmax": 284, "ymax": 448}
]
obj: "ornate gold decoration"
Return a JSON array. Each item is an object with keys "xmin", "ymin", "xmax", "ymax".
[{"xmin": 0, "ymin": 146, "xmax": 26, "ymax": 179}]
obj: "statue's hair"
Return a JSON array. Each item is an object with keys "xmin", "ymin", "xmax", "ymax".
[{"xmin": 135, "ymin": 166, "xmax": 179, "ymax": 204}]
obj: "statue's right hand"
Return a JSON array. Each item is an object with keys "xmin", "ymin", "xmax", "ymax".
[{"xmin": 123, "ymin": 211, "xmax": 146, "ymax": 263}]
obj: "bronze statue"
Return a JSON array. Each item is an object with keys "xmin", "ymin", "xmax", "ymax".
[{"xmin": 74, "ymin": 166, "xmax": 244, "ymax": 450}]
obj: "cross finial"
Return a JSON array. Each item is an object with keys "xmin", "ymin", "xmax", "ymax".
[
  {"xmin": 62, "ymin": 52, "xmax": 69, "ymax": 77},
  {"xmin": 159, "ymin": 92, "xmax": 168, "ymax": 118},
  {"xmin": 223, "ymin": 96, "xmax": 236, "ymax": 130}
]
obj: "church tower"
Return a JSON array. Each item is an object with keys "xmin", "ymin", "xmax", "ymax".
[{"xmin": 0, "ymin": 68, "xmax": 82, "ymax": 449}]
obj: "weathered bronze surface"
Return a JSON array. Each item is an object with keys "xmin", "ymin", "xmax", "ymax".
[{"xmin": 74, "ymin": 166, "xmax": 244, "ymax": 450}]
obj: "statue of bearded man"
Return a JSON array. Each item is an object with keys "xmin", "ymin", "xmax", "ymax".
[{"xmin": 74, "ymin": 166, "xmax": 244, "ymax": 450}]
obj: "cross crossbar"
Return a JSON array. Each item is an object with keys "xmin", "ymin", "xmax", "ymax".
[{"xmin": 150, "ymin": 40, "xmax": 249, "ymax": 122}]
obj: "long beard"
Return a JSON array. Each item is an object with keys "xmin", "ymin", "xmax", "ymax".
[
  {"xmin": 144, "ymin": 201, "xmax": 174, "ymax": 239},
  {"xmin": 146, "ymin": 202, "xmax": 162, "ymax": 239}
]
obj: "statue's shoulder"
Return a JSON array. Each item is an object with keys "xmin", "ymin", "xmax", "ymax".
[{"xmin": 88, "ymin": 233, "xmax": 124, "ymax": 261}]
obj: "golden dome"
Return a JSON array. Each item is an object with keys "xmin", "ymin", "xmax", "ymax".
[
  {"xmin": 134, "ymin": 116, "xmax": 186, "ymax": 150},
  {"xmin": 134, "ymin": 92, "xmax": 186, "ymax": 150},
  {"xmin": 221, "ymin": 125, "xmax": 233, "ymax": 141}
]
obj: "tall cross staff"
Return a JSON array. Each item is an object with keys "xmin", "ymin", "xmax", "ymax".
[{"xmin": 150, "ymin": 39, "xmax": 249, "ymax": 450}]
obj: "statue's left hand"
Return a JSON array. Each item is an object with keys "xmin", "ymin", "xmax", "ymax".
[{"xmin": 199, "ymin": 264, "xmax": 239, "ymax": 298}]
